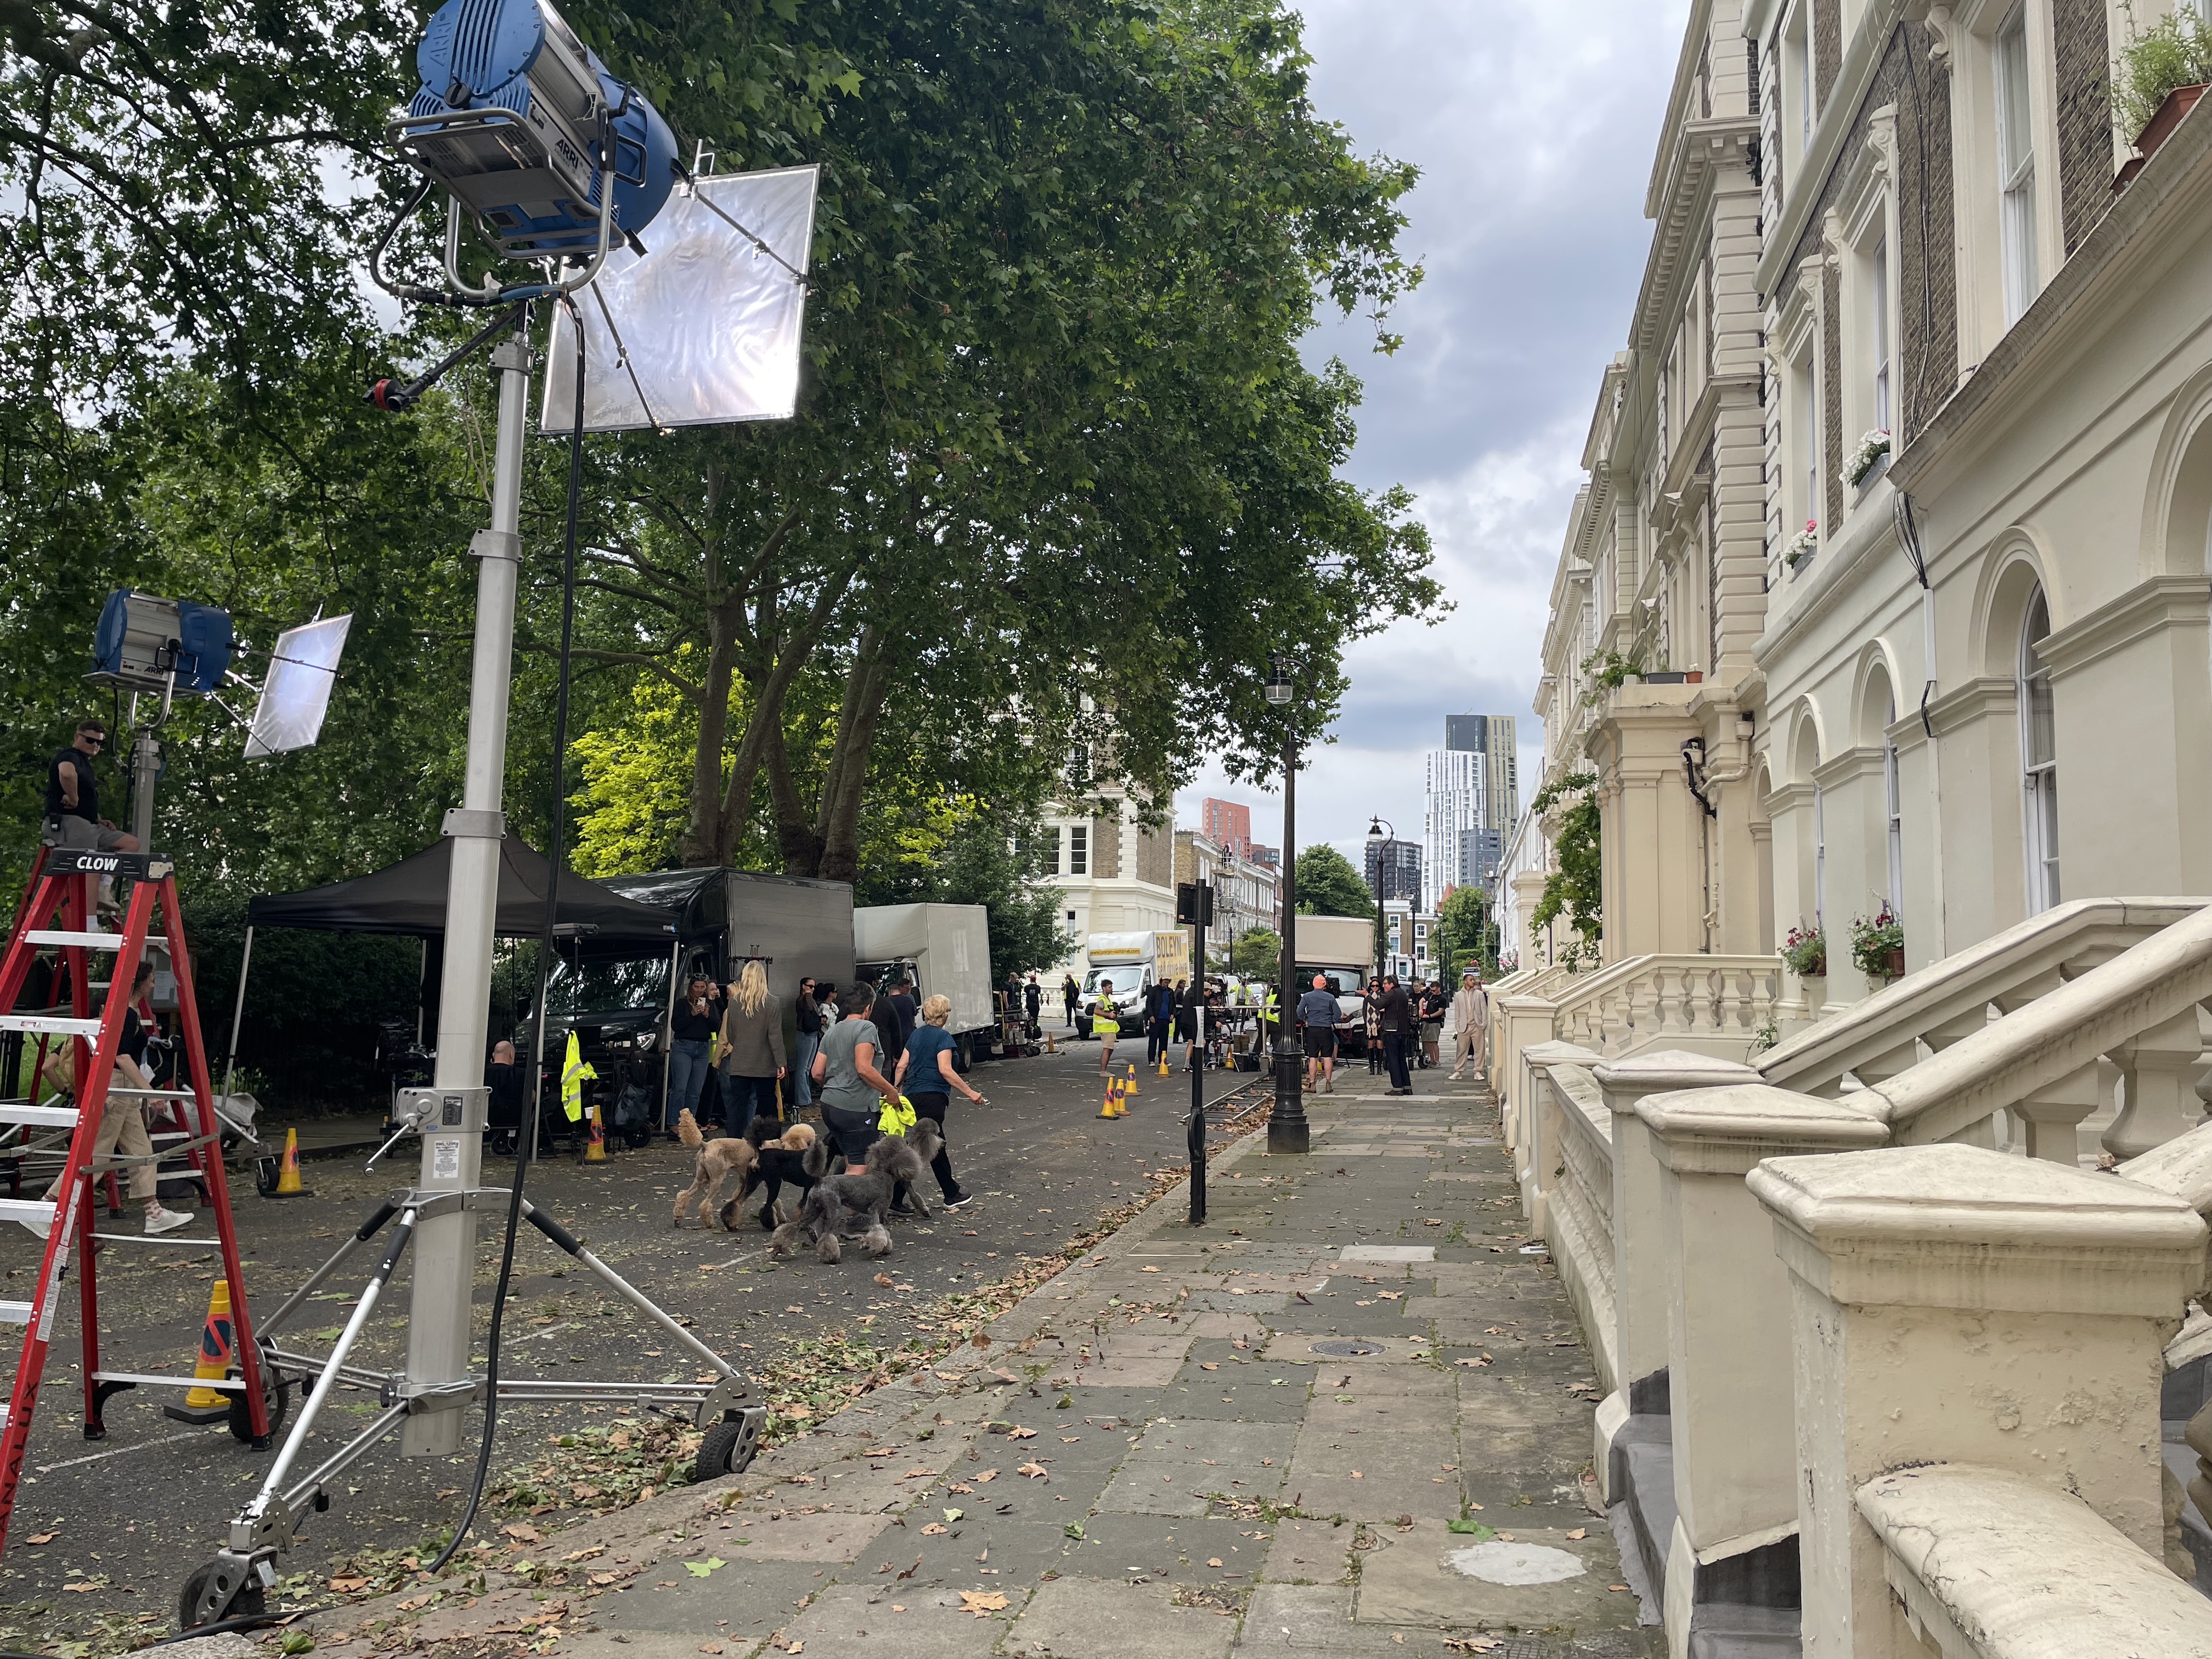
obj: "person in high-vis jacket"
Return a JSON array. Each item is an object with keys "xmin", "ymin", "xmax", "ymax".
[{"xmin": 1091, "ymin": 980, "xmax": 1121, "ymax": 1075}]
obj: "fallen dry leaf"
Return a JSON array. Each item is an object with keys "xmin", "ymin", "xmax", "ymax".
[
  {"xmin": 957, "ymin": 1589, "xmax": 1010, "ymax": 1616},
  {"xmin": 501, "ymin": 1522, "xmax": 543, "ymax": 1544},
  {"xmin": 1007, "ymin": 1426, "xmax": 1037, "ymax": 1440},
  {"xmin": 891, "ymin": 1603, "xmax": 906, "ymax": 1612},
  {"xmin": 1206, "ymin": 1558, "xmax": 1224, "ymax": 1568},
  {"xmin": 902, "ymin": 1466, "xmax": 939, "ymax": 1479},
  {"xmin": 921, "ymin": 1523, "xmax": 949, "ymax": 1536},
  {"xmin": 974, "ymin": 1469, "xmax": 997, "ymax": 1482},
  {"xmin": 327, "ymin": 1575, "xmax": 369, "ymax": 1593},
  {"xmin": 1017, "ymin": 1462, "xmax": 1048, "ymax": 1479},
  {"xmin": 1200, "ymin": 1363, "xmax": 1219, "ymax": 1372},
  {"xmin": 700, "ymin": 1645, "xmax": 725, "ymax": 1655},
  {"xmin": 24, "ymin": 1533, "xmax": 56, "ymax": 1547},
  {"xmin": 874, "ymin": 1272, "xmax": 894, "ymax": 1288},
  {"xmin": 1350, "ymin": 1470, "xmax": 1364, "ymax": 1479},
  {"xmin": 1141, "ymin": 1265, "xmax": 1160, "ymax": 1272},
  {"xmin": 61, "ymin": 1583, "xmax": 97, "ymax": 1594},
  {"xmin": 1566, "ymin": 1527, "xmax": 1587, "ymax": 1541}
]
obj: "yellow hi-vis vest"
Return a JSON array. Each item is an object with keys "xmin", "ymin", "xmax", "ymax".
[
  {"xmin": 1090, "ymin": 999, "xmax": 1119, "ymax": 1039},
  {"xmin": 561, "ymin": 1030, "xmax": 596, "ymax": 1122}
]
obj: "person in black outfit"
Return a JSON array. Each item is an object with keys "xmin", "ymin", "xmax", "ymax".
[
  {"xmin": 665, "ymin": 973, "xmax": 724, "ymax": 1134},
  {"xmin": 1023, "ymin": 974, "xmax": 1042, "ymax": 1039},
  {"xmin": 1378, "ymin": 974, "xmax": 1415, "ymax": 1095},
  {"xmin": 486, "ymin": 1039, "xmax": 528, "ymax": 1139},
  {"xmin": 793, "ymin": 977, "xmax": 825, "ymax": 1110},
  {"xmin": 44, "ymin": 719, "xmax": 138, "ymax": 855},
  {"xmin": 1146, "ymin": 978, "xmax": 1176, "ymax": 1066},
  {"xmin": 1062, "ymin": 973, "xmax": 1080, "ymax": 1030},
  {"xmin": 887, "ymin": 977, "xmax": 919, "ymax": 1056}
]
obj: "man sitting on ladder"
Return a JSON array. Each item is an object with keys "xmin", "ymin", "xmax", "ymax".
[
  {"xmin": 44, "ymin": 717, "xmax": 139, "ymax": 921},
  {"xmin": 22, "ymin": 959, "xmax": 195, "ymax": 1238}
]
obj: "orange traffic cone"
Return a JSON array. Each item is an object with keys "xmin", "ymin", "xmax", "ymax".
[
  {"xmin": 165, "ymin": 1278, "xmax": 234, "ymax": 1425},
  {"xmin": 584, "ymin": 1102, "xmax": 607, "ymax": 1162},
  {"xmin": 1122, "ymin": 1063, "xmax": 1138, "ymax": 1099},
  {"xmin": 1098, "ymin": 1076, "xmax": 1120, "ymax": 1119},
  {"xmin": 266, "ymin": 1126, "xmax": 312, "ymax": 1198},
  {"xmin": 1156, "ymin": 1051, "xmax": 1170, "ymax": 1077}
]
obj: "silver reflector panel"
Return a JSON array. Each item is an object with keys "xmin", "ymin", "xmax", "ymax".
[
  {"xmin": 246, "ymin": 614, "xmax": 353, "ymax": 758},
  {"xmin": 541, "ymin": 163, "xmax": 819, "ymax": 433}
]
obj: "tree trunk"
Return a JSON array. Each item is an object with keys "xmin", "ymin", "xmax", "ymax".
[{"xmin": 812, "ymin": 629, "xmax": 894, "ymax": 885}]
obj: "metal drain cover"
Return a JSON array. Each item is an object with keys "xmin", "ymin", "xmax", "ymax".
[{"xmin": 1310, "ymin": 1339, "xmax": 1384, "ymax": 1357}]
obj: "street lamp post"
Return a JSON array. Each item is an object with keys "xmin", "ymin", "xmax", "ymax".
[
  {"xmin": 1265, "ymin": 656, "xmax": 1308, "ymax": 1155},
  {"xmin": 1365, "ymin": 816, "xmax": 1393, "ymax": 983}
]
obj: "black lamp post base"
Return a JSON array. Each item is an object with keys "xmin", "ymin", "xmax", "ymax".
[{"xmin": 1267, "ymin": 1045, "xmax": 1310, "ymax": 1155}]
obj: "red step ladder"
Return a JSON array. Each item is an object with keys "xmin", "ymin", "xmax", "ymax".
[{"xmin": 0, "ymin": 848, "xmax": 270, "ymax": 1554}]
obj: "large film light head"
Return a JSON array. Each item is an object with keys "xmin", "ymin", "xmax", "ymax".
[
  {"xmin": 398, "ymin": 0, "xmax": 677, "ymax": 258},
  {"xmin": 89, "ymin": 590, "xmax": 234, "ymax": 695}
]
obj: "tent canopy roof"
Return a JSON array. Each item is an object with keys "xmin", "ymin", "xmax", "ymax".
[{"xmin": 246, "ymin": 838, "xmax": 678, "ymax": 960}]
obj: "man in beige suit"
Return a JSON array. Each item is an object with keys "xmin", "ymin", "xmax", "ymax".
[{"xmin": 1449, "ymin": 969, "xmax": 1489, "ymax": 1082}]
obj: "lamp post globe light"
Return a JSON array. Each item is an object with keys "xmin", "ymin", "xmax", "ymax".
[
  {"xmin": 1365, "ymin": 816, "xmax": 1392, "ymax": 982},
  {"xmin": 1267, "ymin": 653, "xmax": 1309, "ymax": 1155}
]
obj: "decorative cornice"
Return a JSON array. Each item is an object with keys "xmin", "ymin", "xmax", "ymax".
[
  {"xmin": 2034, "ymin": 576, "xmax": 2211, "ymax": 681},
  {"xmin": 1638, "ymin": 1082, "xmax": 1887, "ymax": 1176},
  {"xmin": 1921, "ymin": 674, "xmax": 2016, "ymax": 738},
  {"xmin": 1812, "ymin": 744, "xmax": 1886, "ymax": 789}
]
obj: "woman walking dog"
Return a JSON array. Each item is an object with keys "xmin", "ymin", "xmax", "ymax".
[
  {"xmin": 811, "ymin": 985, "xmax": 900, "ymax": 1162},
  {"xmin": 893, "ymin": 994, "xmax": 981, "ymax": 1210}
]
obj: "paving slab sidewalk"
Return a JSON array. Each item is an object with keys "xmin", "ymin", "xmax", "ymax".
[{"xmin": 291, "ymin": 1067, "xmax": 1655, "ymax": 1659}]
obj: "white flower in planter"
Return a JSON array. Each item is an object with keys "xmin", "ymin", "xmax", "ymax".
[
  {"xmin": 1785, "ymin": 520, "xmax": 1819, "ymax": 570},
  {"xmin": 1843, "ymin": 428, "xmax": 1891, "ymax": 488}
]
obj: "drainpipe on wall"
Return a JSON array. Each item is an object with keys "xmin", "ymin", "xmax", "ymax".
[{"xmin": 1897, "ymin": 489, "xmax": 1945, "ymax": 960}]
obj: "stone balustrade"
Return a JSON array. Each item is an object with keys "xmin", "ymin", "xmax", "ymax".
[{"xmin": 1489, "ymin": 903, "xmax": 2212, "ymax": 1654}]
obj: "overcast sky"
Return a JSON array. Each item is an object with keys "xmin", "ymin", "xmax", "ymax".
[{"xmin": 1175, "ymin": 1, "xmax": 1691, "ymax": 873}]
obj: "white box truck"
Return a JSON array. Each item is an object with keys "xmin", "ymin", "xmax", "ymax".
[
  {"xmin": 853, "ymin": 902, "xmax": 996, "ymax": 1060},
  {"xmin": 1291, "ymin": 914, "xmax": 1377, "ymax": 1054},
  {"xmin": 1081, "ymin": 930, "xmax": 1190, "ymax": 1036}
]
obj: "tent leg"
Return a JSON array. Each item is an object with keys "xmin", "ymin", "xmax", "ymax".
[
  {"xmin": 219, "ymin": 926, "xmax": 254, "ymax": 1108},
  {"xmin": 657, "ymin": 939, "xmax": 679, "ymax": 1132}
]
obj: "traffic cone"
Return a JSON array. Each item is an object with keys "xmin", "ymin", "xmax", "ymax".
[
  {"xmin": 266, "ymin": 1126, "xmax": 312, "ymax": 1198},
  {"xmin": 165, "ymin": 1278, "xmax": 234, "ymax": 1425},
  {"xmin": 584, "ymin": 1102, "xmax": 607, "ymax": 1162},
  {"xmin": 1122, "ymin": 1063, "xmax": 1139, "ymax": 1099},
  {"xmin": 1044, "ymin": 1030, "xmax": 1057, "ymax": 1053},
  {"xmin": 1156, "ymin": 1052, "xmax": 1170, "ymax": 1077}
]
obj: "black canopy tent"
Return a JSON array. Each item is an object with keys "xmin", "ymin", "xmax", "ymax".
[
  {"xmin": 224, "ymin": 837, "xmax": 680, "ymax": 1103},
  {"xmin": 245, "ymin": 837, "xmax": 678, "ymax": 953}
]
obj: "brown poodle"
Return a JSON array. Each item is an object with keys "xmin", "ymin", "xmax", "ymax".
[{"xmin": 673, "ymin": 1109, "xmax": 759, "ymax": 1227}]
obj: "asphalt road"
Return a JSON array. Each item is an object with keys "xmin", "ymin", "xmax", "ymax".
[{"xmin": 0, "ymin": 1036, "xmax": 1260, "ymax": 1645}]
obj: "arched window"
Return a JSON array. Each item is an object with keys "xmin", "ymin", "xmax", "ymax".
[{"xmin": 2018, "ymin": 587, "xmax": 2059, "ymax": 912}]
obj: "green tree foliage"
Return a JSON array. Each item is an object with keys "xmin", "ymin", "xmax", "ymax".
[
  {"xmin": 1294, "ymin": 844, "xmax": 1374, "ymax": 918},
  {"xmin": 1432, "ymin": 884, "xmax": 1493, "ymax": 981},
  {"xmin": 1230, "ymin": 927, "xmax": 1282, "ymax": 983},
  {"xmin": 1530, "ymin": 770, "xmax": 1602, "ymax": 966}
]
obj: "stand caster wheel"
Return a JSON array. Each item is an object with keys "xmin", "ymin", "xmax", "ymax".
[
  {"xmin": 623, "ymin": 1122, "xmax": 652, "ymax": 1150},
  {"xmin": 489, "ymin": 1129, "xmax": 518, "ymax": 1158},
  {"xmin": 694, "ymin": 1408, "xmax": 764, "ymax": 1481},
  {"xmin": 178, "ymin": 1559, "xmax": 265, "ymax": 1631},
  {"xmin": 228, "ymin": 1367, "xmax": 292, "ymax": 1448}
]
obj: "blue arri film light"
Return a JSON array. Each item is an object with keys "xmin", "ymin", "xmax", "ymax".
[{"xmin": 397, "ymin": 0, "xmax": 677, "ymax": 258}]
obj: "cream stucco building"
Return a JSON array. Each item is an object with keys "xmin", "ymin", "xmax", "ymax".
[{"xmin": 1494, "ymin": 3, "xmax": 2212, "ymax": 1654}]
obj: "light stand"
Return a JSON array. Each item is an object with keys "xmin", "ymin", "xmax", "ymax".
[
  {"xmin": 1265, "ymin": 658, "xmax": 1308, "ymax": 1155},
  {"xmin": 179, "ymin": 2, "xmax": 799, "ymax": 1623}
]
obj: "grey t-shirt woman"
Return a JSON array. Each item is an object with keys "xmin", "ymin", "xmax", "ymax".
[{"xmin": 814, "ymin": 1013, "xmax": 892, "ymax": 1159}]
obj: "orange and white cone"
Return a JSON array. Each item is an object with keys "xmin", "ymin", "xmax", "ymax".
[
  {"xmin": 266, "ymin": 1126, "xmax": 312, "ymax": 1198},
  {"xmin": 165, "ymin": 1278, "xmax": 234, "ymax": 1425}
]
